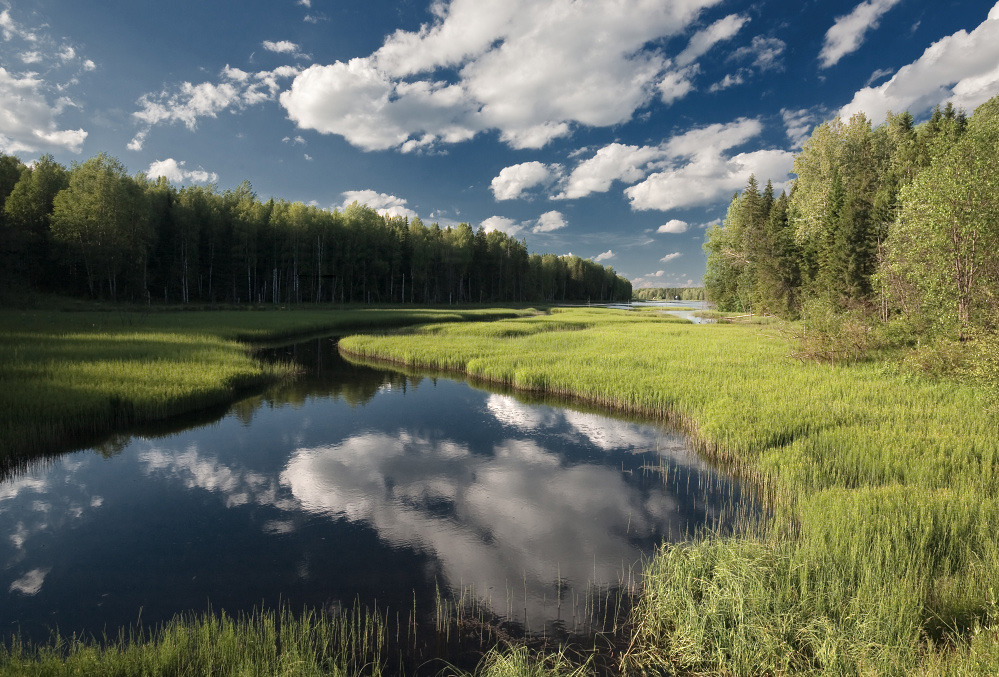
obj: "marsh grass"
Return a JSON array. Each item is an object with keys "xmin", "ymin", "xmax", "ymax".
[
  {"xmin": 0, "ymin": 593, "xmax": 610, "ymax": 677},
  {"xmin": 0, "ymin": 307, "xmax": 531, "ymax": 463},
  {"xmin": 340, "ymin": 307, "xmax": 999, "ymax": 674}
]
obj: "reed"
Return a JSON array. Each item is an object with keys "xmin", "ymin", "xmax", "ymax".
[{"xmin": 339, "ymin": 307, "xmax": 999, "ymax": 674}]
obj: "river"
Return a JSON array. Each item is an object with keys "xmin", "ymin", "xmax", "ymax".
[{"xmin": 0, "ymin": 336, "xmax": 750, "ymax": 645}]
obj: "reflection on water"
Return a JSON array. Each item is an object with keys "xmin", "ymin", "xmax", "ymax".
[{"xmin": 0, "ymin": 338, "xmax": 750, "ymax": 644}]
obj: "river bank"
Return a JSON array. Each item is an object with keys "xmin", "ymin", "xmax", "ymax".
[{"xmin": 339, "ymin": 307, "xmax": 999, "ymax": 675}]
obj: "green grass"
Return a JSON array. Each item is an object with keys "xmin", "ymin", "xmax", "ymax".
[
  {"xmin": 339, "ymin": 307, "xmax": 999, "ymax": 675},
  {"xmin": 0, "ymin": 306, "xmax": 532, "ymax": 461},
  {"xmin": 0, "ymin": 606, "xmax": 388, "ymax": 677}
]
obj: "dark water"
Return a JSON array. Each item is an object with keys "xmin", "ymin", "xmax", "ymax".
[{"xmin": 0, "ymin": 338, "xmax": 751, "ymax": 645}]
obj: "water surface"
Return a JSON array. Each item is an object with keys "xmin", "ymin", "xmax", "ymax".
[{"xmin": 1, "ymin": 338, "xmax": 749, "ymax": 644}]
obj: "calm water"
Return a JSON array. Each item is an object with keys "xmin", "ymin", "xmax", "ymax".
[{"xmin": 1, "ymin": 338, "xmax": 749, "ymax": 644}]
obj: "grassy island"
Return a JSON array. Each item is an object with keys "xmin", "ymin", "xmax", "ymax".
[{"xmin": 0, "ymin": 305, "xmax": 531, "ymax": 465}]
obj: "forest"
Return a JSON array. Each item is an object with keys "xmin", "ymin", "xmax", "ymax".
[
  {"xmin": 632, "ymin": 286, "xmax": 705, "ymax": 301},
  {"xmin": 705, "ymin": 95, "xmax": 999, "ymax": 354},
  {"xmin": 0, "ymin": 154, "xmax": 631, "ymax": 306}
]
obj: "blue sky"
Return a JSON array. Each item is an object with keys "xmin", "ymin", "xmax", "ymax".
[{"xmin": 2, "ymin": 0, "xmax": 997, "ymax": 287}]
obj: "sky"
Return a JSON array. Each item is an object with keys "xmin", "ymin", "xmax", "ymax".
[{"xmin": 1, "ymin": 0, "xmax": 998, "ymax": 288}]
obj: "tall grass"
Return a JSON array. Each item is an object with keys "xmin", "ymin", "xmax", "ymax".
[
  {"xmin": 340, "ymin": 307, "xmax": 999, "ymax": 674},
  {"xmin": 0, "ymin": 307, "xmax": 531, "ymax": 463}
]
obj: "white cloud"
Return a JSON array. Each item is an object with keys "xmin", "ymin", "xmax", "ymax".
[
  {"xmin": 781, "ymin": 107, "xmax": 819, "ymax": 148},
  {"xmin": 658, "ymin": 68, "xmax": 696, "ymax": 104},
  {"xmin": 0, "ymin": 10, "xmax": 37, "ymax": 43},
  {"xmin": 533, "ymin": 210, "xmax": 567, "ymax": 234},
  {"xmin": 676, "ymin": 14, "xmax": 748, "ymax": 67},
  {"xmin": 82, "ymin": 59, "xmax": 96, "ymax": 71},
  {"xmin": 660, "ymin": 252, "xmax": 682, "ymax": 262},
  {"xmin": 665, "ymin": 117, "xmax": 761, "ymax": 156},
  {"xmin": 282, "ymin": 0, "xmax": 724, "ymax": 152},
  {"xmin": 820, "ymin": 0, "xmax": 903, "ymax": 69},
  {"xmin": 490, "ymin": 161, "xmax": 560, "ymax": 200},
  {"xmin": 709, "ymin": 71, "xmax": 745, "ymax": 92},
  {"xmin": 263, "ymin": 40, "xmax": 309, "ymax": 60},
  {"xmin": 593, "ymin": 249, "xmax": 615, "ymax": 262},
  {"xmin": 263, "ymin": 40, "xmax": 299, "ymax": 54},
  {"xmin": 481, "ymin": 215, "xmax": 524, "ymax": 236},
  {"xmin": 298, "ymin": 0, "xmax": 312, "ymax": 6},
  {"xmin": 657, "ymin": 219, "xmax": 689, "ymax": 234},
  {"xmin": 0, "ymin": 68, "xmax": 87, "ymax": 153},
  {"xmin": 625, "ymin": 119, "xmax": 794, "ymax": 212},
  {"xmin": 865, "ymin": 66, "xmax": 895, "ymax": 87},
  {"xmin": 731, "ymin": 36, "xmax": 786, "ymax": 71},
  {"xmin": 58, "ymin": 46, "xmax": 75, "ymax": 62},
  {"xmin": 627, "ymin": 148, "xmax": 794, "ymax": 211},
  {"xmin": 556, "ymin": 143, "xmax": 667, "ymax": 200},
  {"xmin": 280, "ymin": 58, "xmax": 479, "ymax": 152},
  {"xmin": 146, "ymin": 158, "xmax": 218, "ymax": 184},
  {"xmin": 341, "ymin": 189, "xmax": 418, "ymax": 219},
  {"xmin": 20, "ymin": 50, "xmax": 42, "ymax": 64},
  {"xmin": 130, "ymin": 65, "xmax": 300, "ymax": 149},
  {"xmin": 840, "ymin": 4, "xmax": 999, "ymax": 122}
]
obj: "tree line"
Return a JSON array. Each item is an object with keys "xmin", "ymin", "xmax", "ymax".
[
  {"xmin": 0, "ymin": 153, "xmax": 631, "ymax": 305},
  {"xmin": 632, "ymin": 287, "xmax": 705, "ymax": 301},
  {"xmin": 705, "ymin": 95, "xmax": 999, "ymax": 343}
]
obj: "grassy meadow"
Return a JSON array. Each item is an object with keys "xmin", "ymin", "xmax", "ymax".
[
  {"xmin": 0, "ymin": 305, "xmax": 531, "ymax": 463},
  {"xmin": 339, "ymin": 307, "xmax": 999, "ymax": 675}
]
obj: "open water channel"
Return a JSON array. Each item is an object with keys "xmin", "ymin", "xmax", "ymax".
[{"xmin": 1, "ymin": 335, "xmax": 751, "ymax": 647}]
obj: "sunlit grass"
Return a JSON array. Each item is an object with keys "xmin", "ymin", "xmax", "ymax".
[
  {"xmin": 340, "ymin": 307, "xmax": 999, "ymax": 674},
  {"xmin": 0, "ymin": 307, "xmax": 531, "ymax": 460}
]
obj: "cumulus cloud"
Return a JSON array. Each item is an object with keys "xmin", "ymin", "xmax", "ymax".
[
  {"xmin": 593, "ymin": 249, "xmax": 615, "ymax": 262},
  {"xmin": 0, "ymin": 68, "xmax": 87, "ymax": 153},
  {"xmin": 554, "ymin": 116, "xmax": 789, "ymax": 210},
  {"xmin": 820, "ymin": 0, "xmax": 903, "ymax": 69},
  {"xmin": 481, "ymin": 215, "xmax": 524, "ymax": 236},
  {"xmin": 555, "ymin": 143, "xmax": 667, "ymax": 200},
  {"xmin": 280, "ymin": 58, "xmax": 479, "ymax": 152},
  {"xmin": 657, "ymin": 219, "xmax": 689, "ymax": 234},
  {"xmin": 533, "ymin": 210, "xmax": 567, "ymax": 234},
  {"xmin": 130, "ymin": 65, "xmax": 300, "ymax": 149},
  {"xmin": 627, "ymin": 147, "xmax": 794, "ymax": 211},
  {"xmin": 281, "ymin": 0, "xmax": 723, "ymax": 152},
  {"xmin": 491, "ymin": 161, "xmax": 560, "ymax": 200},
  {"xmin": 624, "ymin": 118, "xmax": 793, "ymax": 211},
  {"xmin": 676, "ymin": 14, "xmax": 749, "ymax": 67},
  {"xmin": 660, "ymin": 252, "xmax": 682, "ymax": 262},
  {"xmin": 657, "ymin": 69, "xmax": 696, "ymax": 104},
  {"xmin": 340, "ymin": 189, "xmax": 418, "ymax": 219},
  {"xmin": 840, "ymin": 4, "xmax": 999, "ymax": 122},
  {"xmin": 146, "ymin": 158, "xmax": 218, "ymax": 184}
]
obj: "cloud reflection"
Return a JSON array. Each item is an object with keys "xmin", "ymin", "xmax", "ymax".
[
  {"xmin": 9, "ymin": 567, "xmax": 50, "ymax": 595},
  {"xmin": 280, "ymin": 430, "xmax": 682, "ymax": 622}
]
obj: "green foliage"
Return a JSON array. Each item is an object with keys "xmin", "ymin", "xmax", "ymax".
[
  {"xmin": 1, "ymin": 153, "xmax": 630, "ymax": 305},
  {"xmin": 0, "ymin": 606, "xmax": 388, "ymax": 677},
  {"xmin": 631, "ymin": 286, "xmax": 705, "ymax": 301},
  {"xmin": 881, "ymin": 97, "xmax": 999, "ymax": 340}
]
